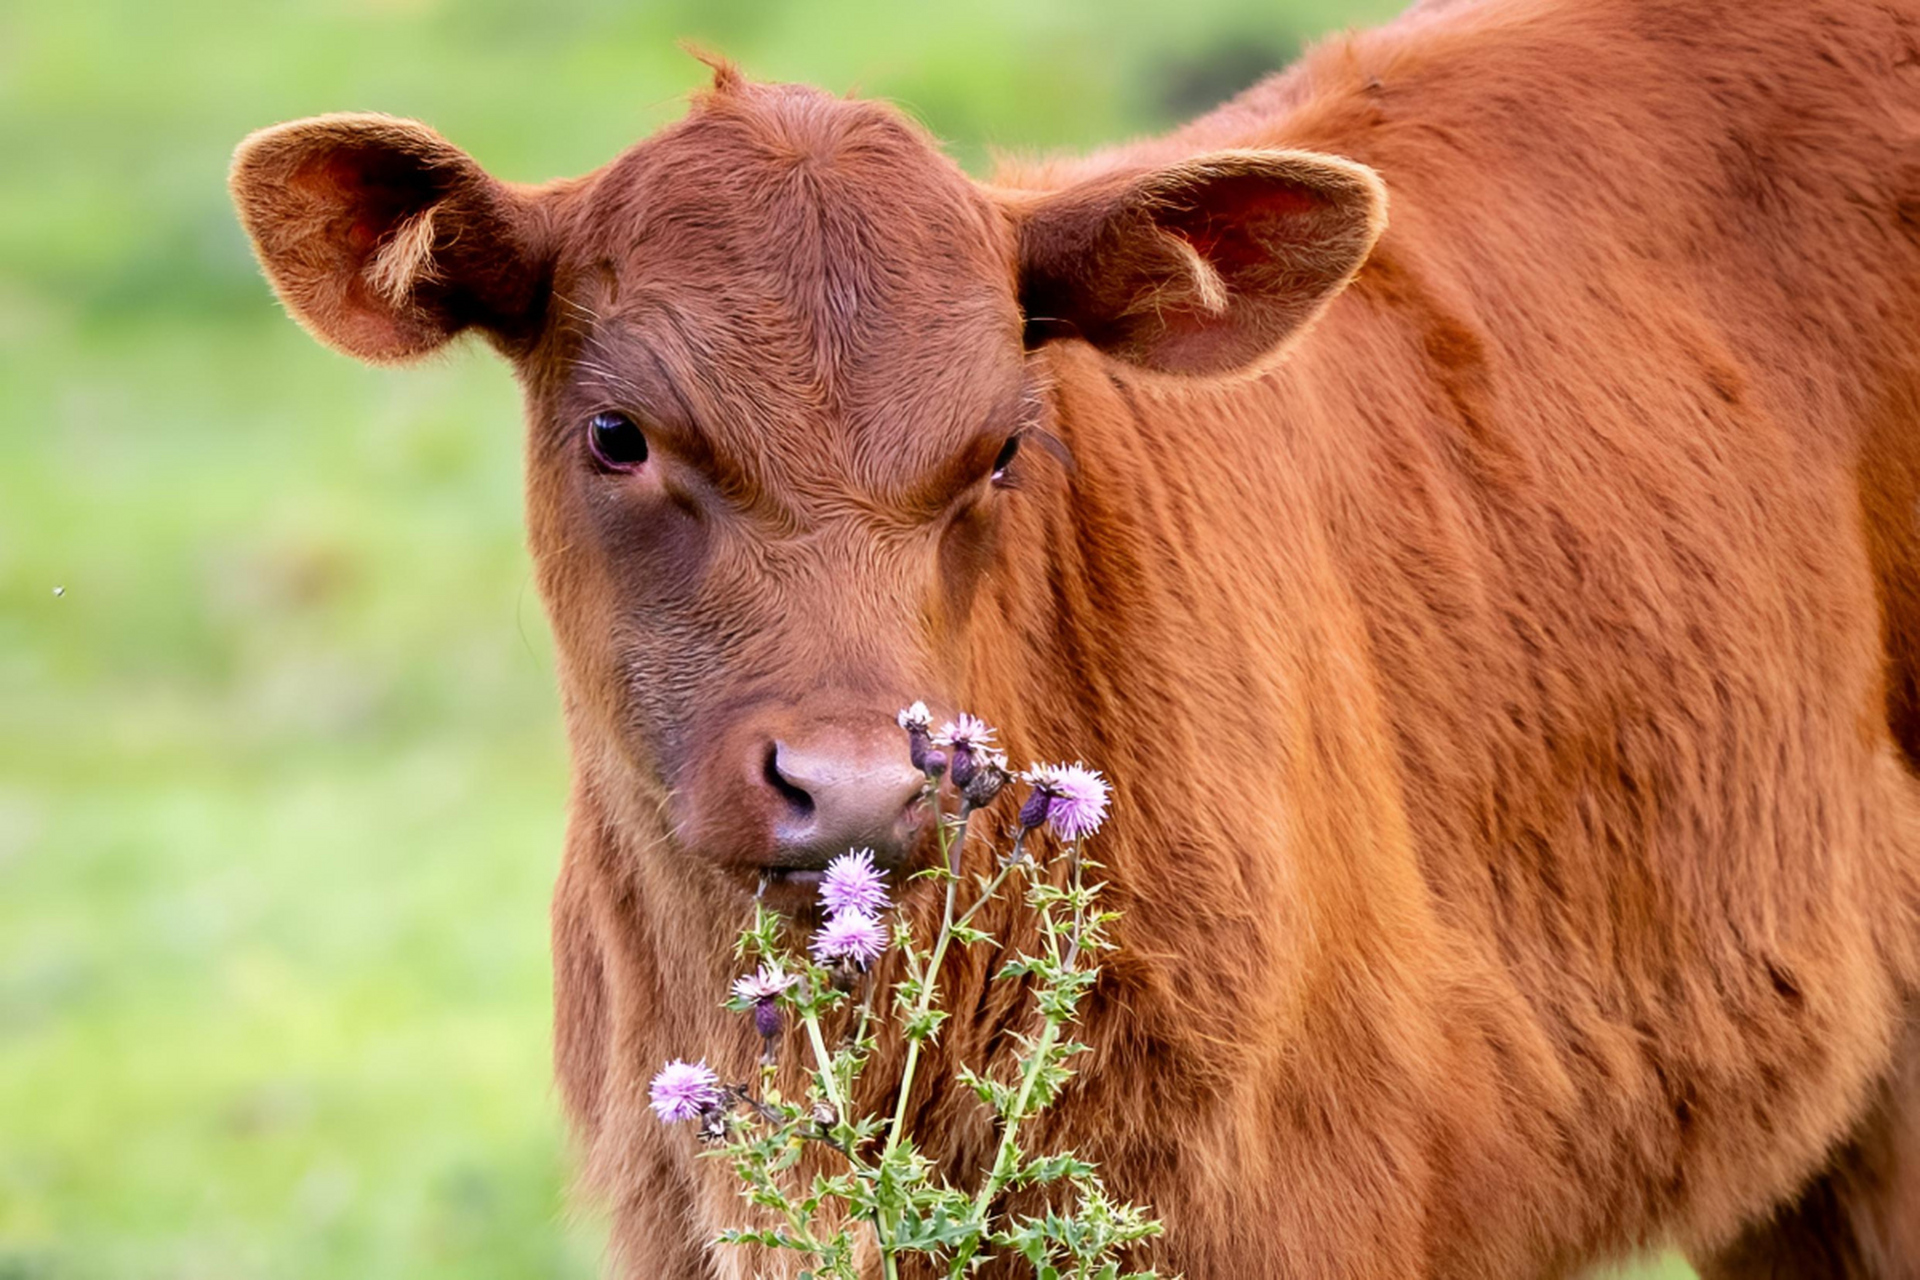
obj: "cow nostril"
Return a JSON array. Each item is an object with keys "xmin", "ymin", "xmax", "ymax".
[{"xmin": 763, "ymin": 742, "xmax": 815, "ymax": 819}]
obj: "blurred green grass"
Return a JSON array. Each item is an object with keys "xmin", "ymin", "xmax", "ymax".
[{"xmin": 0, "ymin": 0, "xmax": 1695, "ymax": 1275}]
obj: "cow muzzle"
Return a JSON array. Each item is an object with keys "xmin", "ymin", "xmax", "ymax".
[
  {"xmin": 763, "ymin": 735, "xmax": 924, "ymax": 866},
  {"xmin": 678, "ymin": 710, "xmax": 929, "ymax": 900}
]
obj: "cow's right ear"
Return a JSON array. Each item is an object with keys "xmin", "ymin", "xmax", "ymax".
[
  {"xmin": 230, "ymin": 114, "xmax": 555, "ymax": 363},
  {"xmin": 1010, "ymin": 149, "xmax": 1386, "ymax": 377}
]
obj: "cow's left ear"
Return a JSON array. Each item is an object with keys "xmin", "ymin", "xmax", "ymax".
[
  {"xmin": 230, "ymin": 113, "xmax": 556, "ymax": 363},
  {"xmin": 1011, "ymin": 150, "xmax": 1386, "ymax": 376}
]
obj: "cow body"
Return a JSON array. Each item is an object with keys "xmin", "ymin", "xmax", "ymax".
[
  {"xmin": 558, "ymin": 2, "xmax": 1920, "ymax": 1269},
  {"xmin": 232, "ymin": 0, "xmax": 1920, "ymax": 1274}
]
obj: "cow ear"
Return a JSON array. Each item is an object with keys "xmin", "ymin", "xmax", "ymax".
[
  {"xmin": 1013, "ymin": 150, "xmax": 1386, "ymax": 376},
  {"xmin": 229, "ymin": 113, "xmax": 555, "ymax": 363}
]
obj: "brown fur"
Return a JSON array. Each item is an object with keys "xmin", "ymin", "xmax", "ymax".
[{"xmin": 230, "ymin": 1, "xmax": 1920, "ymax": 1274}]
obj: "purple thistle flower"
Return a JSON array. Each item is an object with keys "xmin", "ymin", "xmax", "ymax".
[
  {"xmin": 731, "ymin": 964, "xmax": 798, "ymax": 1045},
  {"xmin": 731, "ymin": 963, "xmax": 797, "ymax": 1005},
  {"xmin": 820, "ymin": 848, "xmax": 891, "ymax": 918},
  {"xmin": 935, "ymin": 712, "xmax": 998, "ymax": 788},
  {"xmin": 934, "ymin": 712, "xmax": 997, "ymax": 751},
  {"xmin": 898, "ymin": 701, "xmax": 943, "ymax": 775},
  {"xmin": 1023, "ymin": 762, "xmax": 1111, "ymax": 840},
  {"xmin": 649, "ymin": 1059, "xmax": 721, "ymax": 1124},
  {"xmin": 810, "ymin": 909, "xmax": 888, "ymax": 968}
]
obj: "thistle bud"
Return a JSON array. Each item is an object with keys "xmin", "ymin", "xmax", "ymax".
[
  {"xmin": 898, "ymin": 702, "xmax": 940, "ymax": 775},
  {"xmin": 752, "ymin": 999, "xmax": 783, "ymax": 1043},
  {"xmin": 829, "ymin": 958, "xmax": 862, "ymax": 993},
  {"xmin": 935, "ymin": 713, "xmax": 997, "ymax": 794},
  {"xmin": 920, "ymin": 747, "xmax": 948, "ymax": 780},
  {"xmin": 1018, "ymin": 785, "xmax": 1051, "ymax": 831},
  {"xmin": 963, "ymin": 751, "xmax": 1010, "ymax": 810}
]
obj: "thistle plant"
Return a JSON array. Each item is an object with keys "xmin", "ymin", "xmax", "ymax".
[{"xmin": 649, "ymin": 705, "xmax": 1167, "ymax": 1279}]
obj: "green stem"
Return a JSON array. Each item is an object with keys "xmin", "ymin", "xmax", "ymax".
[
  {"xmin": 801, "ymin": 1001, "xmax": 889, "ymax": 1280},
  {"xmin": 951, "ymin": 857, "xmax": 1016, "ymax": 937},
  {"xmin": 800, "ymin": 1004, "xmax": 848, "ymax": 1129},
  {"xmin": 849, "ymin": 970, "xmax": 878, "ymax": 1054},
  {"xmin": 1062, "ymin": 839, "xmax": 1088, "ymax": 972},
  {"xmin": 954, "ymin": 841, "xmax": 1090, "ymax": 1272},
  {"xmin": 878, "ymin": 808, "xmax": 1042, "ymax": 1275},
  {"xmin": 882, "ymin": 808, "xmax": 967, "ymax": 1159},
  {"xmin": 872, "ymin": 796, "xmax": 978, "ymax": 1274},
  {"xmin": 968, "ymin": 1019, "xmax": 1059, "ymax": 1217}
]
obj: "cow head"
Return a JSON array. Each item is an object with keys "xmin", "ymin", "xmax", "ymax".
[{"xmin": 229, "ymin": 69, "xmax": 1385, "ymax": 909}]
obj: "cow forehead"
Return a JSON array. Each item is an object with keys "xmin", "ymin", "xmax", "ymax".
[{"xmin": 550, "ymin": 83, "xmax": 1024, "ymax": 486}]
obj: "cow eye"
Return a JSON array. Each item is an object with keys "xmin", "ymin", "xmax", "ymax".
[
  {"xmin": 587, "ymin": 411, "xmax": 649, "ymax": 470},
  {"xmin": 990, "ymin": 433, "xmax": 1021, "ymax": 481}
]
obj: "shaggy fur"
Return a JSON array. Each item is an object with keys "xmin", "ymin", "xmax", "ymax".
[{"xmin": 230, "ymin": 0, "xmax": 1920, "ymax": 1274}]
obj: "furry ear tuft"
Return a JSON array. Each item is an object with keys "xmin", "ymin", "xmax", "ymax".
[
  {"xmin": 683, "ymin": 43, "xmax": 745, "ymax": 95},
  {"xmin": 365, "ymin": 204, "xmax": 442, "ymax": 305},
  {"xmin": 1014, "ymin": 149, "xmax": 1387, "ymax": 376},
  {"xmin": 229, "ymin": 113, "xmax": 554, "ymax": 363}
]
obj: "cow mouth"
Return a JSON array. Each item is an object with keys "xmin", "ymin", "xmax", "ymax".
[
  {"xmin": 743, "ymin": 863, "xmax": 835, "ymax": 916},
  {"xmin": 757, "ymin": 865, "xmax": 828, "ymax": 890},
  {"xmin": 736, "ymin": 840, "xmax": 922, "ymax": 913}
]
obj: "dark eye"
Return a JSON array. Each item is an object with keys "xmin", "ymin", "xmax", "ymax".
[
  {"xmin": 990, "ymin": 433, "xmax": 1021, "ymax": 481},
  {"xmin": 587, "ymin": 411, "xmax": 648, "ymax": 471}
]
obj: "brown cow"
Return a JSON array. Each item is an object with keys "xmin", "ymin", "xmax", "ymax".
[{"xmin": 229, "ymin": 0, "xmax": 1920, "ymax": 1274}]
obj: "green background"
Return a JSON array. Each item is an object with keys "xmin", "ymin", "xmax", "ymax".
[{"xmin": 0, "ymin": 0, "xmax": 1691, "ymax": 1275}]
